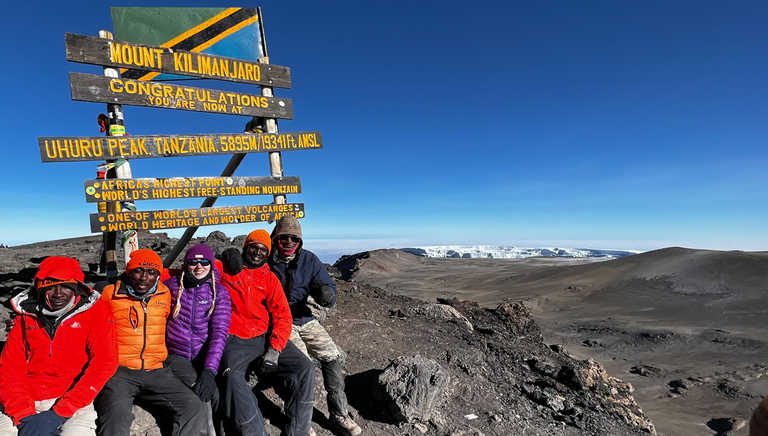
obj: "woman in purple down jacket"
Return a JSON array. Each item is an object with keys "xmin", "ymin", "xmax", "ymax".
[{"xmin": 163, "ymin": 243, "xmax": 231, "ymax": 433}]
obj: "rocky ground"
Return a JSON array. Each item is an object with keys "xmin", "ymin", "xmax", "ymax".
[
  {"xmin": 0, "ymin": 232, "xmax": 657, "ymax": 435},
  {"xmin": 337, "ymin": 248, "xmax": 768, "ymax": 436}
]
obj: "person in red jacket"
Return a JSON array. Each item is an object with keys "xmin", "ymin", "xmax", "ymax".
[
  {"xmin": 0, "ymin": 256, "xmax": 118, "ymax": 436},
  {"xmin": 219, "ymin": 229, "xmax": 315, "ymax": 436}
]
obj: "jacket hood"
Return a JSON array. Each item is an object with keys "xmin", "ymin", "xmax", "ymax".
[{"xmin": 10, "ymin": 286, "xmax": 101, "ymax": 320}]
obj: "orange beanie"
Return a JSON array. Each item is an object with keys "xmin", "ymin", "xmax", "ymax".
[
  {"xmin": 244, "ymin": 229, "xmax": 271, "ymax": 252},
  {"xmin": 126, "ymin": 249, "xmax": 163, "ymax": 273}
]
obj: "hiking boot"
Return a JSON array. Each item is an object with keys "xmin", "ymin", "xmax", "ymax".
[{"xmin": 330, "ymin": 414, "xmax": 362, "ymax": 436}]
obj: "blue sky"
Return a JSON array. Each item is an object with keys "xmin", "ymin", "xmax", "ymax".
[{"xmin": 1, "ymin": 1, "xmax": 767, "ymax": 258}]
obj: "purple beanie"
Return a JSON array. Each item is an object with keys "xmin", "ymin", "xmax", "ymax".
[{"xmin": 184, "ymin": 243, "xmax": 215, "ymax": 263}]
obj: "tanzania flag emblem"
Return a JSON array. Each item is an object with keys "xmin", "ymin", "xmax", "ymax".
[{"xmin": 111, "ymin": 7, "xmax": 262, "ymax": 81}]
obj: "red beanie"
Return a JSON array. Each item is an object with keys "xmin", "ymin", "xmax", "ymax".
[
  {"xmin": 35, "ymin": 256, "xmax": 84, "ymax": 289},
  {"xmin": 244, "ymin": 229, "xmax": 271, "ymax": 252},
  {"xmin": 126, "ymin": 249, "xmax": 163, "ymax": 273}
]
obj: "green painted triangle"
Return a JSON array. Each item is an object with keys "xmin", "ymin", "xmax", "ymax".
[{"xmin": 111, "ymin": 7, "xmax": 230, "ymax": 45}]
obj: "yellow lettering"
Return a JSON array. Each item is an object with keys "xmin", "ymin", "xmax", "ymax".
[
  {"xmin": 140, "ymin": 46, "xmax": 153, "ymax": 67},
  {"xmin": 170, "ymin": 138, "xmax": 180, "ymax": 154},
  {"xmin": 107, "ymin": 138, "xmax": 119, "ymax": 156},
  {"xmin": 109, "ymin": 79, "xmax": 123, "ymax": 93},
  {"xmin": 199, "ymin": 56, "xmax": 211, "ymax": 76},
  {"xmin": 154, "ymin": 48, "xmax": 163, "ymax": 68},
  {"xmin": 44, "ymin": 140, "xmax": 58, "ymax": 159},
  {"xmin": 121, "ymin": 45, "xmax": 132, "ymax": 64},
  {"xmin": 173, "ymin": 52, "xmax": 183, "ymax": 71},
  {"xmin": 138, "ymin": 81, "xmax": 150, "ymax": 95},
  {"xmin": 219, "ymin": 59, "xmax": 229, "ymax": 77},
  {"xmin": 186, "ymin": 53, "xmax": 197, "ymax": 73},
  {"xmin": 109, "ymin": 42, "xmax": 123, "ymax": 63},
  {"xmin": 151, "ymin": 83, "xmax": 162, "ymax": 97}
]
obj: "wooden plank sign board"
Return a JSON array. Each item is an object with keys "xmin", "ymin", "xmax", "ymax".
[
  {"xmin": 69, "ymin": 72, "xmax": 293, "ymax": 118},
  {"xmin": 65, "ymin": 33, "xmax": 291, "ymax": 88},
  {"xmin": 38, "ymin": 131, "xmax": 322, "ymax": 162},
  {"xmin": 91, "ymin": 203, "xmax": 305, "ymax": 233},
  {"xmin": 84, "ymin": 176, "xmax": 301, "ymax": 202}
]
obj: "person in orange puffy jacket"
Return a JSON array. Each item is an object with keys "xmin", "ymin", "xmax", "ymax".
[
  {"xmin": 0, "ymin": 256, "xmax": 118, "ymax": 436},
  {"xmin": 94, "ymin": 249, "xmax": 204, "ymax": 436}
]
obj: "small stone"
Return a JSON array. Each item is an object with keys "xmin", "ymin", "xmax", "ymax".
[
  {"xmin": 414, "ymin": 422, "xmax": 428, "ymax": 433},
  {"xmin": 491, "ymin": 414, "xmax": 502, "ymax": 422},
  {"xmin": 706, "ymin": 417, "xmax": 745, "ymax": 433},
  {"xmin": 668, "ymin": 379, "xmax": 688, "ymax": 390},
  {"xmin": 464, "ymin": 413, "xmax": 478, "ymax": 420}
]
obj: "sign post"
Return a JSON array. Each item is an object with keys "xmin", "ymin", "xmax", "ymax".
[
  {"xmin": 38, "ymin": 7, "xmax": 319, "ymax": 272},
  {"xmin": 99, "ymin": 30, "xmax": 138, "ymax": 277},
  {"xmin": 256, "ymin": 7, "xmax": 287, "ymax": 206}
]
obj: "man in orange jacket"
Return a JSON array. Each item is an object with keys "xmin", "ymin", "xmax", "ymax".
[
  {"xmin": 0, "ymin": 256, "xmax": 118, "ymax": 436},
  {"xmin": 219, "ymin": 229, "xmax": 315, "ymax": 436},
  {"xmin": 94, "ymin": 249, "xmax": 204, "ymax": 436}
]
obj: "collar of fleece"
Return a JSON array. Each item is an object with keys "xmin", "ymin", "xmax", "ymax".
[
  {"xmin": 182, "ymin": 269, "xmax": 212, "ymax": 288},
  {"xmin": 124, "ymin": 277, "xmax": 160, "ymax": 302},
  {"xmin": 272, "ymin": 248, "xmax": 302, "ymax": 265}
]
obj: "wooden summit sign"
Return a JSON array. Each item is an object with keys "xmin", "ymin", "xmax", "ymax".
[
  {"xmin": 84, "ymin": 176, "xmax": 301, "ymax": 202},
  {"xmin": 69, "ymin": 72, "xmax": 293, "ymax": 118},
  {"xmin": 65, "ymin": 33, "xmax": 291, "ymax": 88},
  {"xmin": 39, "ymin": 131, "xmax": 322, "ymax": 162},
  {"xmin": 90, "ymin": 203, "xmax": 305, "ymax": 233}
]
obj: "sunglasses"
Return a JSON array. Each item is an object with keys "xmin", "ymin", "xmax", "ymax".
[
  {"xmin": 186, "ymin": 259, "xmax": 211, "ymax": 266},
  {"xmin": 278, "ymin": 235, "xmax": 301, "ymax": 243}
]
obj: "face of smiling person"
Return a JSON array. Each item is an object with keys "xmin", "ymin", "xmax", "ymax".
[
  {"xmin": 186, "ymin": 259, "xmax": 212, "ymax": 280},
  {"xmin": 244, "ymin": 243, "xmax": 269, "ymax": 265},
  {"xmin": 277, "ymin": 234, "xmax": 301, "ymax": 255},
  {"xmin": 43, "ymin": 284, "xmax": 75, "ymax": 311},
  {"xmin": 127, "ymin": 268, "xmax": 160, "ymax": 294}
]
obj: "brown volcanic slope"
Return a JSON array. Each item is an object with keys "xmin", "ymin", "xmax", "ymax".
[{"xmin": 335, "ymin": 248, "xmax": 768, "ymax": 436}]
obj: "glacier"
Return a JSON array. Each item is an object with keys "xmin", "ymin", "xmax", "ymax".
[{"xmin": 400, "ymin": 245, "xmax": 638, "ymax": 260}]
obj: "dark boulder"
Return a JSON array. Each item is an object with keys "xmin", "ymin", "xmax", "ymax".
[{"xmin": 375, "ymin": 355, "xmax": 449, "ymax": 423}]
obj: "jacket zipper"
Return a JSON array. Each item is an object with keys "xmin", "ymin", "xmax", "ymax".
[
  {"xmin": 190, "ymin": 286, "xmax": 196, "ymax": 356},
  {"xmin": 139, "ymin": 302, "xmax": 148, "ymax": 370},
  {"xmin": 42, "ymin": 295, "xmax": 93, "ymax": 358},
  {"xmin": 48, "ymin": 312, "xmax": 67, "ymax": 358}
]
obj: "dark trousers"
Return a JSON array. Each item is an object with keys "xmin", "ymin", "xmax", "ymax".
[
  {"xmin": 219, "ymin": 334, "xmax": 315, "ymax": 436},
  {"xmin": 166, "ymin": 354, "xmax": 220, "ymax": 435},
  {"xmin": 321, "ymin": 358, "xmax": 349, "ymax": 417},
  {"xmin": 94, "ymin": 366, "xmax": 205, "ymax": 436}
]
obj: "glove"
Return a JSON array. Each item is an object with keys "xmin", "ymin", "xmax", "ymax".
[
  {"xmin": 259, "ymin": 347, "xmax": 280, "ymax": 373},
  {"xmin": 193, "ymin": 369, "xmax": 217, "ymax": 403},
  {"xmin": 18, "ymin": 409, "xmax": 67, "ymax": 436},
  {"xmin": 315, "ymin": 285, "xmax": 336, "ymax": 307},
  {"xmin": 220, "ymin": 248, "xmax": 243, "ymax": 275}
]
